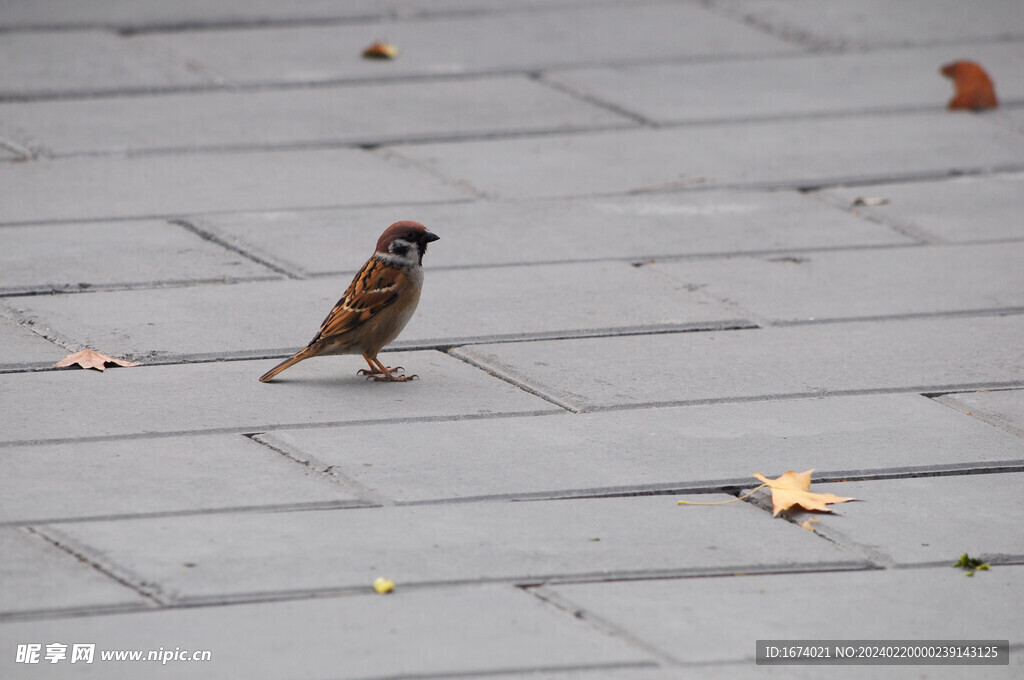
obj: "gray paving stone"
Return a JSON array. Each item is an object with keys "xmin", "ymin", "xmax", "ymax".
[
  {"xmin": 0, "ymin": 585, "xmax": 651, "ymax": 679},
  {"xmin": 549, "ymin": 566, "xmax": 1024, "ymax": 665},
  {"xmin": 0, "ymin": 353, "xmax": 559, "ymax": 444},
  {"xmin": 0, "ymin": 30, "xmax": 206, "ymax": 98},
  {"xmin": 8, "ymin": 261, "xmax": 745, "ymax": 360},
  {"xmin": 938, "ymin": 389, "xmax": 1024, "ymax": 440},
  {"xmin": 142, "ymin": 4, "xmax": 794, "ymax": 86},
  {"xmin": 0, "ymin": 434, "xmax": 358, "ymax": 525},
  {"xmin": 0, "ymin": 219, "xmax": 274, "ymax": 294},
  {"xmin": 547, "ymin": 43, "xmax": 1024, "ymax": 124},
  {"xmin": 991, "ymin": 108, "xmax": 1024, "ymax": 136},
  {"xmin": 0, "ymin": 149, "xmax": 468, "ymax": 224},
  {"xmin": 823, "ymin": 173, "xmax": 1024, "ymax": 244},
  {"xmin": 654, "ymin": 242, "xmax": 1024, "ymax": 323},
  {"xmin": 197, "ymin": 191, "xmax": 912, "ymax": 275},
  {"xmin": 261, "ymin": 394, "xmax": 1024, "ymax": 503},
  {"xmin": 451, "ymin": 314, "xmax": 1024, "ymax": 410},
  {"xmin": 713, "ymin": 0, "xmax": 1024, "ymax": 49},
  {"xmin": 0, "ymin": 76, "xmax": 629, "ymax": 156},
  {"xmin": 0, "ymin": 527, "xmax": 148, "ymax": 617},
  {"xmin": 395, "ymin": 112, "xmax": 1024, "ymax": 199},
  {"xmin": 0, "ymin": 316, "xmax": 64, "ymax": 368},
  {"xmin": 782, "ymin": 472, "xmax": 1024, "ymax": 566},
  {"xmin": 40, "ymin": 496, "xmax": 864, "ymax": 604}
]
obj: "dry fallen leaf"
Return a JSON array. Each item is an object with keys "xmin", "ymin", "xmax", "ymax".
[
  {"xmin": 362, "ymin": 41, "xmax": 398, "ymax": 60},
  {"xmin": 941, "ymin": 60, "xmax": 998, "ymax": 111},
  {"xmin": 373, "ymin": 577, "xmax": 395, "ymax": 594},
  {"xmin": 799, "ymin": 518, "xmax": 821, "ymax": 531},
  {"xmin": 54, "ymin": 349, "xmax": 137, "ymax": 372},
  {"xmin": 753, "ymin": 469, "xmax": 854, "ymax": 516}
]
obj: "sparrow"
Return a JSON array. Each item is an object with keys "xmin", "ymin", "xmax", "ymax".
[{"xmin": 259, "ymin": 221, "xmax": 439, "ymax": 383}]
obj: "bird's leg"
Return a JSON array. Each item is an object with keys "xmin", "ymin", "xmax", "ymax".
[
  {"xmin": 356, "ymin": 354, "xmax": 386, "ymax": 377},
  {"xmin": 362, "ymin": 354, "xmax": 417, "ymax": 382}
]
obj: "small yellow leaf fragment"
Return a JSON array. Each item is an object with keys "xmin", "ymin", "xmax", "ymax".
[
  {"xmin": 362, "ymin": 41, "xmax": 398, "ymax": 59},
  {"xmin": 800, "ymin": 518, "xmax": 821, "ymax": 531},
  {"xmin": 373, "ymin": 577, "xmax": 395, "ymax": 594},
  {"xmin": 753, "ymin": 469, "xmax": 854, "ymax": 516},
  {"xmin": 54, "ymin": 349, "xmax": 137, "ymax": 372}
]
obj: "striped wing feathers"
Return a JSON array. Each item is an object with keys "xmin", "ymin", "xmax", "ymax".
[{"xmin": 311, "ymin": 257, "xmax": 403, "ymax": 344}]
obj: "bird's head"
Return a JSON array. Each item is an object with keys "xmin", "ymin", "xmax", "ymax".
[{"xmin": 376, "ymin": 220, "xmax": 440, "ymax": 266}]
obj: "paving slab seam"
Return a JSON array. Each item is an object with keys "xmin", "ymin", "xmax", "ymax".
[
  {"xmin": 102, "ymin": 0, "xmax": 679, "ymax": 36},
  {"xmin": 697, "ymin": 164, "xmax": 1024, "ymax": 196},
  {"xmin": 446, "ymin": 349, "xmax": 584, "ymax": 413},
  {"xmin": 296, "ymin": 241, "xmax": 932, "ymax": 279},
  {"xmin": 2, "ymin": 163, "xmax": 1021, "ymax": 230},
  {"xmin": 0, "ymin": 301, "xmax": 80, "ymax": 352},
  {"xmin": 248, "ymin": 432, "xmax": 398, "ymax": 507},
  {"xmin": 805, "ymin": 188, "xmax": 945, "ymax": 244},
  {"xmin": 40, "ymin": 122, "xmax": 643, "ymax": 161},
  {"xmin": 741, "ymin": 491, "xmax": 899, "ymax": 568},
  {"xmin": 36, "ymin": 562, "xmax": 875, "ymax": 612},
  {"xmin": 887, "ymin": 555, "xmax": 1024, "ymax": 570},
  {"xmin": 0, "ymin": 564, "xmax": 881, "ymax": 624},
  {"xmin": 0, "ymin": 602, "xmax": 154, "ymax": 624},
  {"xmin": 0, "ymin": 274, "xmax": 284, "ymax": 299},
  {"xmin": 924, "ymin": 384, "xmax": 1024, "ymax": 400},
  {"xmin": 0, "ymin": 137, "xmax": 32, "ymax": 161},
  {"xmin": 0, "ymin": 48, "xmax": 809, "ymax": 104},
  {"xmin": 3, "ymin": 45, "xmax": 1023, "ymax": 105},
  {"xmin": 0, "ymin": 499, "xmax": 374, "ymax": 529},
  {"xmin": 168, "ymin": 218, "xmax": 301, "ymax": 278},
  {"xmin": 0, "ymin": 409, "xmax": 569, "ymax": 449},
  {"xmin": 23, "ymin": 526, "xmax": 168, "ymax": 606},
  {"xmin": 438, "ymin": 460, "xmax": 1024, "ymax": 507},
  {"xmin": 300, "ymin": 660, "xmax": 661, "ymax": 680},
  {"xmin": 561, "ymin": 381, "xmax": 1024, "ymax": 414},
  {"xmin": 767, "ymin": 306, "xmax": 1024, "ymax": 328},
  {"xmin": 530, "ymin": 71, "xmax": 658, "ymax": 127},
  {"xmin": 7, "ymin": 461, "xmax": 1019, "ymax": 529},
  {"xmin": 929, "ymin": 389, "xmax": 1024, "ymax": 439},
  {"xmin": 372, "ymin": 147, "xmax": 493, "ymax": 200},
  {"xmin": 0, "ymin": 196, "xmax": 473, "ymax": 229},
  {"xmin": 527, "ymin": 584, "xmax": 683, "ymax": 666}
]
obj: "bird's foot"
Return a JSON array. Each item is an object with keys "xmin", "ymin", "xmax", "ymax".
[
  {"xmin": 371, "ymin": 372, "xmax": 418, "ymax": 382},
  {"xmin": 359, "ymin": 365, "xmax": 415, "ymax": 382}
]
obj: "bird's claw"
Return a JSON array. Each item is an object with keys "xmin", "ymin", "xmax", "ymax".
[
  {"xmin": 359, "ymin": 366, "xmax": 414, "ymax": 382},
  {"xmin": 372, "ymin": 373, "xmax": 418, "ymax": 382}
]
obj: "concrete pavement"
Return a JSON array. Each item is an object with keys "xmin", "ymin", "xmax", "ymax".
[{"xmin": 1, "ymin": 1, "xmax": 1023, "ymax": 678}]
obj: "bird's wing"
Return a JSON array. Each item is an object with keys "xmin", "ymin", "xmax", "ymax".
[{"xmin": 309, "ymin": 257, "xmax": 403, "ymax": 344}]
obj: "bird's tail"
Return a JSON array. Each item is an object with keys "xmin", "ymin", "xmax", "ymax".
[{"xmin": 259, "ymin": 348, "xmax": 315, "ymax": 383}]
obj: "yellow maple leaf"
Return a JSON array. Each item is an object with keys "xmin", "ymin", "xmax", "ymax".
[
  {"xmin": 753, "ymin": 469, "xmax": 854, "ymax": 516},
  {"xmin": 53, "ymin": 349, "xmax": 137, "ymax": 372}
]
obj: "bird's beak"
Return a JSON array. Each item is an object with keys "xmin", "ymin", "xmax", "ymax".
[{"xmin": 423, "ymin": 231, "xmax": 440, "ymax": 243}]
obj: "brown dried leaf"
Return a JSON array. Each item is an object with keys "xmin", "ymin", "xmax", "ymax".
[
  {"xmin": 941, "ymin": 61, "xmax": 998, "ymax": 111},
  {"xmin": 54, "ymin": 349, "xmax": 137, "ymax": 372},
  {"xmin": 362, "ymin": 41, "xmax": 398, "ymax": 60},
  {"xmin": 753, "ymin": 469, "xmax": 854, "ymax": 516}
]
